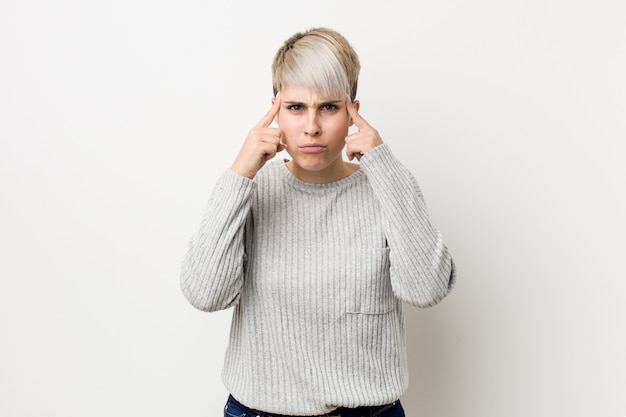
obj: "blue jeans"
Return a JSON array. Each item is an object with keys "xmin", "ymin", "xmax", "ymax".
[{"xmin": 224, "ymin": 394, "xmax": 405, "ymax": 417}]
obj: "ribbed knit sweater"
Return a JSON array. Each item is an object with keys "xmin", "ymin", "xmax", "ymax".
[{"xmin": 180, "ymin": 143, "xmax": 456, "ymax": 416}]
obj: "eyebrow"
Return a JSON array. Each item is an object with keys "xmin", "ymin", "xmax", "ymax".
[{"xmin": 282, "ymin": 100, "xmax": 343, "ymax": 106}]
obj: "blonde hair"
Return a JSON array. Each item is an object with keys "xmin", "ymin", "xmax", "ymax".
[{"xmin": 271, "ymin": 27, "xmax": 361, "ymax": 101}]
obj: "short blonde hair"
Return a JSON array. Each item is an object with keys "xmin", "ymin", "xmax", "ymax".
[{"xmin": 271, "ymin": 27, "xmax": 361, "ymax": 101}]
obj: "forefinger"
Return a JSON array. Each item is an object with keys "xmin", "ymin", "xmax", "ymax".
[
  {"xmin": 345, "ymin": 97, "xmax": 371, "ymax": 131},
  {"xmin": 256, "ymin": 94, "xmax": 281, "ymax": 128}
]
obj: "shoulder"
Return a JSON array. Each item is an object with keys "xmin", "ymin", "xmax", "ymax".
[{"xmin": 253, "ymin": 159, "xmax": 287, "ymax": 188}]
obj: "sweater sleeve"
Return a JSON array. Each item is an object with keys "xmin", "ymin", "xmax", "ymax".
[
  {"xmin": 180, "ymin": 169, "xmax": 256, "ymax": 312},
  {"xmin": 359, "ymin": 144, "xmax": 456, "ymax": 307}
]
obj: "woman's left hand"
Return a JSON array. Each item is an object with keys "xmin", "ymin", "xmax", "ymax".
[{"xmin": 345, "ymin": 98, "xmax": 384, "ymax": 161}]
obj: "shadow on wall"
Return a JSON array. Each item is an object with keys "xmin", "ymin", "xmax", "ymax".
[{"xmin": 401, "ymin": 299, "xmax": 464, "ymax": 417}]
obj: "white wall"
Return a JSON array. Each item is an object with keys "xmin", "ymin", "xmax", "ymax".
[{"xmin": 1, "ymin": 1, "xmax": 624, "ymax": 416}]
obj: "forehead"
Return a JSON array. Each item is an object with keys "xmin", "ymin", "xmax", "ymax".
[{"xmin": 280, "ymin": 84, "xmax": 344, "ymax": 102}]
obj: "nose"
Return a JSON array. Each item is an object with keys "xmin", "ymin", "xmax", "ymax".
[{"xmin": 304, "ymin": 112, "xmax": 321, "ymax": 137}]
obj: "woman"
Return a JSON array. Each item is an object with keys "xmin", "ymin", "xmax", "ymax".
[{"xmin": 181, "ymin": 27, "xmax": 456, "ymax": 417}]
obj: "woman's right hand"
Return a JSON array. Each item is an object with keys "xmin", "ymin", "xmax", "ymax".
[{"xmin": 230, "ymin": 96, "xmax": 286, "ymax": 179}]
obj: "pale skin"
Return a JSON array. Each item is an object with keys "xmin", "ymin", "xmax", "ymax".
[{"xmin": 230, "ymin": 85, "xmax": 384, "ymax": 184}]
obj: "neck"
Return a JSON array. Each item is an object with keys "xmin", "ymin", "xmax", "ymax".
[{"xmin": 286, "ymin": 159, "xmax": 359, "ymax": 184}]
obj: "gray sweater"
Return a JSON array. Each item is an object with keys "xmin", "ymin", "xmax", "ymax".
[{"xmin": 180, "ymin": 144, "xmax": 456, "ymax": 415}]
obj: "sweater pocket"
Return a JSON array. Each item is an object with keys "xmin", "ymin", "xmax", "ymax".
[{"xmin": 345, "ymin": 247, "xmax": 396, "ymax": 314}]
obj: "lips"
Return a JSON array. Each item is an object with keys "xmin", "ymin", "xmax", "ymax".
[{"xmin": 299, "ymin": 144, "xmax": 327, "ymax": 154}]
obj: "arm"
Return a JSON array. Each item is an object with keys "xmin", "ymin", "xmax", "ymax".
[
  {"xmin": 345, "ymin": 99, "xmax": 455, "ymax": 307},
  {"xmin": 180, "ymin": 170, "xmax": 255, "ymax": 311},
  {"xmin": 360, "ymin": 144, "xmax": 456, "ymax": 307},
  {"xmin": 181, "ymin": 97, "xmax": 284, "ymax": 311}
]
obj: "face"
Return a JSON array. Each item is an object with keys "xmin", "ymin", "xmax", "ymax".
[{"xmin": 274, "ymin": 85, "xmax": 358, "ymax": 181}]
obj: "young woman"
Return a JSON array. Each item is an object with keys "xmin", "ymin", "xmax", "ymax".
[{"xmin": 181, "ymin": 27, "xmax": 456, "ymax": 417}]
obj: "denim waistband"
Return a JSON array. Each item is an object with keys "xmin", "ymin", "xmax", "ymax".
[{"xmin": 226, "ymin": 394, "xmax": 401, "ymax": 417}]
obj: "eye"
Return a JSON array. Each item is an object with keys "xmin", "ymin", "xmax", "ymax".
[
  {"xmin": 321, "ymin": 104, "xmax": 338, "ymax": 111},
  {"xmin": 287, "ymin": 104, "xmax": 303, "ymax": 111}
]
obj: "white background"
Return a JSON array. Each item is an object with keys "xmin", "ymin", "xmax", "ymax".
[{"xmin": 1, "ymin": 1, "xmax": 625, "ymax": 416}]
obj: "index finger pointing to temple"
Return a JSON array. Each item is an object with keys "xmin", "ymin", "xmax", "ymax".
[
  {"xmin": 256, "ymin": 94, "xmax": 281, "ymax": 128},
  {"xmin": 346, "ymin": 97, "xmax": 370, "ymax": 130}
]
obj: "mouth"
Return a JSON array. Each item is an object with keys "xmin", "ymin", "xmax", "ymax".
[{"xmin": 299, "ymin": 144, "xmax": 327, "ymax": 154}]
